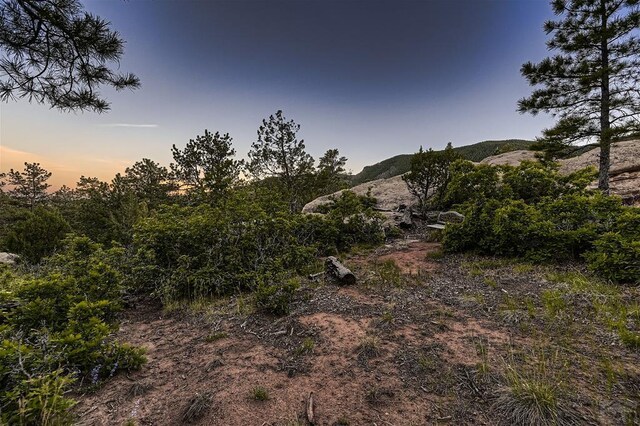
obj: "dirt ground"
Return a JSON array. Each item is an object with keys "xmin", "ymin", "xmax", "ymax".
[{"xmin": 73, "ymin": 240, "xmax": 640, "ymax": 426}]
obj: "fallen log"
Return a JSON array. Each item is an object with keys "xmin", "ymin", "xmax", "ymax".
[{"xmin": 325, "ymin": 256, "xmax": 356, "ymax": 285}]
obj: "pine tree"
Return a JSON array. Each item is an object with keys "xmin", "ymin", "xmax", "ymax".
[
  {"xmin": 0, "ymin": 0, "xmax": 139, "ymax": 112},
  {"xmin": 6, "ymin": 162, "xmax": 51, "ymax": 209},
  {"xmin": 171, "ymin": 130, "xmax": 242, "ymax": 204},
  {"xmin": 247, "ymin": 110, "xmax": 315, "ymax": 212},
  {"xmin": 519, "ymin": 0, "xmax": 640, "ymax": 193}
]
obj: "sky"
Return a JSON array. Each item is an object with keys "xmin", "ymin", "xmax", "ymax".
[{"xmin": 0, "ymin": 0, "xmax": 556, "ymax": 189}]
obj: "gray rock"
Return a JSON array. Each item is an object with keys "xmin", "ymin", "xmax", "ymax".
[
  {"xmin": 438, "ymin": 211, "xmax": 465, "ymax": 224},
  {"xmin": 0, "ymin": 252, "xmax": 20, "ymax": 266}
]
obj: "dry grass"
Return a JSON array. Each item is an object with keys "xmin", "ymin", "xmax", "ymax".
[{"xmin": 182, "ymin": 392, "xmax": 212, "ymax": 423}]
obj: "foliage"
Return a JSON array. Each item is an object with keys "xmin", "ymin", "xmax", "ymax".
[
  {"xmin": 3, "ymin": 207, "xmax": 70, "ymax": 264},
  {"xmin": 403, "ymin": 143, "xmax": 462, "ymax": 211},
  {"xmin": 0, "ymin": 236, "xmax": 145, "ymax": 424},
  {"xmin": 315, "ymin": 148, "xmax": 349, "ymax": 196},
  {"xmin": 318, "ymin": 190, "xmax": 385, "ymax": 252},
  {"xmin": 131, "ymin": 193, "xmax": 315, "ymax": 301},
  {"xmin": 0, "ymin": 0, "xmax": 139, "ymax": 112},
  {"xmin": 253, "ymin": 277, "xmax": 300, "ymax": 316},
  {"xmin": 116, "ymin": 158, "xmax": 176, "ymax": 209},
  {"xmin": 130, "ymin": 187, "xmax": 385, "ymax": 303},
  {"xmin": 443, "ymin": 160, "xmax": 505, "ymax": 207},
  {"xmin": 442, "ymin": 160, "xmax": 638, "ymax": 283},
  {"xmin": 5, "ymin": 162, "xmax": 51, "ymax": 210},
  {"xmin": 519, "ymin": 0, "xmax": 640, "ymax": 192},
  {"xmin": 247, "ymin": 110, "xmax": 315, "ymax": 212},
  {"xmin": 171, "ymin": 130, "xmax": 242, "ymax": 204},
  {"xmin": 584, "ymin": 209, "xmax": 640, "ymax": 283}
]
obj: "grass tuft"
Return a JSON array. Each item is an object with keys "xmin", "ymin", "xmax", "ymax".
[
  {"xmin": 205, "ymin": 331, "xmax": 228, "ymax": 342},
  {"xmin": 493, "ymin": 358, "xmax": 580, "ymax": 426},
  {"xmin": 294, "ymin": 337, "xmax": 315, "ymax": 356},
  {"xmin": 357, "ymin": 335, "xmax": 381, "ymax": 361},
  {"xmin": 251, "ymin": 386, "xmax": 269, "ymax": 401},
  {"xmin": 182, "ymin": 392, "xmax": 212, "ymax": 423}
]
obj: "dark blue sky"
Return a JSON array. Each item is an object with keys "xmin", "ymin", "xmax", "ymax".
[{"xmin": 1, "ymin": 0, "xmax": 555, "ymax": 187}]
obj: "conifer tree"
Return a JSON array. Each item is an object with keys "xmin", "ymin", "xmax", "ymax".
[
  {"xmin": 0, "ymin": 0, "xmax": 139, "ymax": 112},
  {"xmin": 171, "ymin": 130, "xmax": 242, "ymax": 204},
  {"xmin": 6, "ymin": 162, "xmax": 51, "ymax": 209},
  {"xmin": 519, "ymin": 0, "xmax": 640, "ymax": 193},
  {"xmin": 247, "ymin": 110, "xmax": 315, "ymax": 212}
]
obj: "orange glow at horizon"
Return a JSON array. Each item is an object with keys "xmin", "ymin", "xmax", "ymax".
[{"xmin": 0, "ymin": 144, "xmax": 132, "ymax": 191}]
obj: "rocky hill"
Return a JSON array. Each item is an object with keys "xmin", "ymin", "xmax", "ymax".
[
  {"xmin": 351, "ymin": 139, "xmax": 533, "ymax": 185},
  {"xmin": 305, "ymin": 139, "xmax": 640, "ymax": 216}
]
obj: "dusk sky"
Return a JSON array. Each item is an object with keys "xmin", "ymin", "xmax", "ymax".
[{"xmin": 0, "ymin": 0, "xmax": 556, "ymax": 189}]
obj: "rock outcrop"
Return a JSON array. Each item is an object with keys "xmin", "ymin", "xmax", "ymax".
[
  {"xmin": 303, "ymin": 140, "xmax": 640, "ymax": 220},
  {"xmin": 479, "ymin": 150, "xmax": 538, "ymax": 167},
  {"xmin": 302, "ymin": 174, "xmax": 417, "ymax": 227}
]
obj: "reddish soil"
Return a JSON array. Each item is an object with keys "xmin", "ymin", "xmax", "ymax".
[{"xmin": 73, "ymin": 240, "xmax": 640, "ymax": 425}]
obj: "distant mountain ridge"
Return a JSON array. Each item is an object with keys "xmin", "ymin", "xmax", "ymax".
[{"xmin": 350, "ymin": 139, "xmax": 533, "ymax": 185}]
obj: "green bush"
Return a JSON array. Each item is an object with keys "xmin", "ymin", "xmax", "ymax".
[
  {"xmin": 3, "ymin": 207, "xmax": 70, "ymax": 263},
  {"xmin": 443, "ymin": 160, "xmax": 506, "ymax": 207},
  {"xmin": 133, "ymin": 200, "xmax": 316, "ymax": 301},
  {"xmin": 585, "ymin": 231, "xmax": 640, "ymax": 284},
  {"xmin": 2, "ymin": 369, "xmax": 76, "ymax": 426},
  {"xmin": 132, "ymin": 191, "xmax": 384, "ymax": 303},
  {"xmin": 319, "ymin": 190, "xmax": 385, "ymax": 251},
  {"xmin": 254, "ymin": 277, "xmax": 300, "ymax": 316},
  {"xmin": 442, "ymin": 160, "xmax": 638, "ymax": 283},
  {"xmin": 0, "ymin": 236, "xmax": 145, "ymax": 424}
]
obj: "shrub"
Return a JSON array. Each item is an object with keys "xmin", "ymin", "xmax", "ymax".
[
  {"xmin": 321, "ymin": 190, "xmax": 385, "ymax": 251},
  {"xmin": 0, "ymin": 236, "xmax": 145, "ymax": 423},
  {"xmin": 133, "ymin": 191, "xmax": 384, "ymax": 303},
  {"xmin": 585, "ymin": 232, "xmax": 640, "ymax": 284},
  {"xmin": 443, "ymin": 169, "xmax": 635, "ymax": 278},
  {"xmin": 443, "ymin": 160, "xmax": 506, "ymax": 207},
  {"xmin": 254, "ymin": 277, "xmax": 300, "ymax": 316},
  {"xmin": 2, "ymin": 369, "xmax": 76, "ymax": 426},
  {"xmin": 3, "ymin": 207, "xmax": 70, "ymax": 263}
]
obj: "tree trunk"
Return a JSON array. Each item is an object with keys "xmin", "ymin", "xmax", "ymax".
[{"xmin": 598, "ymin": 0, "xmax": 611, "ymax": 194}]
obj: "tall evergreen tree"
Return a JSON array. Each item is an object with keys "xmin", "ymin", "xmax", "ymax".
[
  {"xmin": 6, "ymin": 162, "xmax": 51, "ymax": 209},
  {"xmin": 519, "ymin": 0, "xmax": 640, "ymax": 193},
  {"xmin": 171, "ymin": 130, "xmax": 242, "ymax": 204},
  {"xmin": 247, "ymin": 110, "xmax": 315, "ymax": 212}
]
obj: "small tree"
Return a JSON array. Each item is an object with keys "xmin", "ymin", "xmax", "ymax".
[
  {"xmin": 519, "ymin": 0, "xmax": 640, "ymax": 193},
  {"xmin": 0, "ymin": 0, "xmax": 139, "ymax": 112},
  {"xmin": 315, "ymin": 148, "xmax": 348, "ymax": 196},
  {"xmin": 6, "ymin": 162, "xmax": 51, "ymax": 209},
  {"xmin": 247, "ymin": 110, "xmax": 315, "ymax": 212},
  {"xmin": 171, "ymin": 130, "xmax": 242, "ymax": 204},
  {"xmin": 403, "ymin": 143, "xmax": 461, "ymax": 212}
]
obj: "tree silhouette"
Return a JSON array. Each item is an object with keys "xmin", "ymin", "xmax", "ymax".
[{"xmin": 0, "ymin": 0, "xmax": 139, "ymax": 112}]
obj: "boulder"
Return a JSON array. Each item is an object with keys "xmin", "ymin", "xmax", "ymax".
[
  {"xmin": 0, "ymin": 253, "xmax": 20, "ymax": 266},
  {"xmin": 438, "ymin": 211, "xmax": 465, "ymax": 224},
  {"xmin": 302, "ymin": 174, "xmax": 416, "ymax": 214}
]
